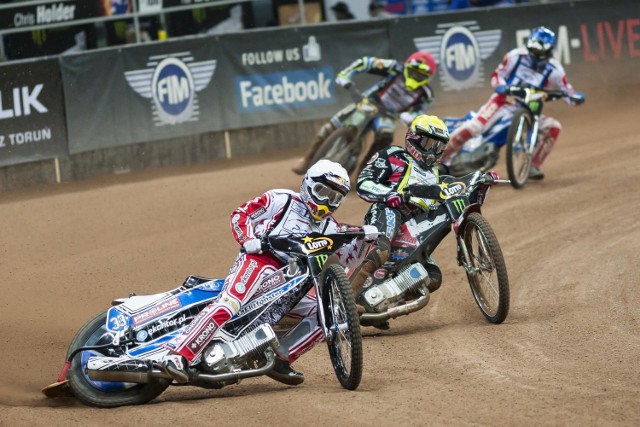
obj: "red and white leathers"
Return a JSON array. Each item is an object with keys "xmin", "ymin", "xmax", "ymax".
[
  {"xmin": 444, "ymin": 47, "xmax": 580, "ymax": 169},
  {"xmin": 162, "ymin": 189, "xmax": 363, "ymax": 364}
]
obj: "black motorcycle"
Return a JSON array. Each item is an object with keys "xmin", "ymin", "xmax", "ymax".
[{"xmin": 357, "ymin": 171, "xmax": 511, "ymax": 327}]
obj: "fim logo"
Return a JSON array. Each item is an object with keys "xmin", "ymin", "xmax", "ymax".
[
  {"xmin": 125, "ymin": 53, "xmax": 217, "ymax": 125},
  {"xmin": 414, "ymin": 21, "xmax": 501, "ymax": 91}
]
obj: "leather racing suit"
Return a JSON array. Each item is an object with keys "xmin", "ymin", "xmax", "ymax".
[
  {"xmin": 163, "ymin": 189, "xmax": 367, "ymax": 364},
  {"xmin": 293, "ymin": 57, "xmax": 435, "ymax": 174},
  {"xmin": 444, "ymin": 47, "xmax": 581, "ymax": 170},
  {"xmin": 356, "ymin": 146, "xmax": 443, "ymax": 291}
]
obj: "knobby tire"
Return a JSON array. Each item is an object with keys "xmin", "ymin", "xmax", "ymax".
[
  {"xmin": 462, "ymin": 213, "xmax": 510, "ymax": 324},
  {"xmin": 322, "ymin": 264, "xmax": 363, "ymax": 390},
  {"xmin": 67, "ymin": 310, "xmax": 170, "ymax": 407},
  {"xmin": 506, "ymin": 108, "xmax": 533, "ymax": 189}
]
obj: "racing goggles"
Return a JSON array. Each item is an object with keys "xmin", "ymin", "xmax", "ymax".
[
  {"xmin": 406, "ymin": 58, "xmax": 432, "ymax": 78},
  {"xmin": 418, "ymin": 136, "xmax": 445, "ymax": 155},
  {"xmin": 310, "ymin": 182, "xmax": 345, "ymax": 207}
]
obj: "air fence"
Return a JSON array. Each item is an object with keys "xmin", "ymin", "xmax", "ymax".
[{"xmin": 0, "ymin": 0, "xmax": 638, "ymax": 191}]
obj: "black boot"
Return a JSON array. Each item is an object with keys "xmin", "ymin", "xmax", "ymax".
[{"xmin": 267, "ymin": 358, "xmax": 305, "ymax": 386}]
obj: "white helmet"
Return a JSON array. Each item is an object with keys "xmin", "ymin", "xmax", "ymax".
[{"xmin": 300, "ymin": 160, "xmax": 351, "ymax": 221}]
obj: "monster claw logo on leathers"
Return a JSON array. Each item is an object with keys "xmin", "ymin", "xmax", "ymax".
[
  {"xmin": 125, "ymin": 52, "xmax": 217, "ymax": 125},
  {"xmin": 414, "ymin": 21, "xmax": 501, "ymax": 91}
]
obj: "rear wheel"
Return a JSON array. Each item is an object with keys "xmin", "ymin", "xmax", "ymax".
[
  {"xmin": 461, "ymin": 213, "xmax": 510, "ymax": 324},
  {"xmin": 322, "ymin": 264, "xmax": 363, "ymax": 390},
  {"xmin": 67, "ymin": 310, "xmax": 170, "ymax": 407},
  {"xmin": 310, "ymin": 127, "xmax": 361, "ymax": 174},
  {"xmin": 506, "ymin": 109, "xmax": 534, "ymax": 189}
]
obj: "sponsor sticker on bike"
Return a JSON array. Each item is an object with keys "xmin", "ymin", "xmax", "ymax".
[
  {"xmin": 132, "ymin": 297, "xmax": 182, "ymax": 326},
  {"xmin": 301, "ymin": 236, "xmax": 333, "ymax": 254}
]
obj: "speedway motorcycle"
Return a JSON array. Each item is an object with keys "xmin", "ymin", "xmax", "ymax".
[
  {"xmin": 446, "ymin": 86, "xmax": 584, "ymax": 189},
  {"xmin": 42, "ymin": 232, "xmax": 368, "ymax": 407},
  {"xmin": 309, "ymin": 85, "xmax": 401, "ymax": 176},
  {"xmin": 356, "ymin": 171, "xmax": 511, "ymax": 328}
]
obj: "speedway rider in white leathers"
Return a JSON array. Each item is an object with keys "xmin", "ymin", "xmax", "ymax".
[
  {"xmin": 441, "ymin": 26, "xmax": 585, "ymax": 179},
  {"xmin": 158, "ymin": 160, "xmax": 384, "ymax": 385}
]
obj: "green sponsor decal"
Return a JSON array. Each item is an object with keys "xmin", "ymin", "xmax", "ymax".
[
  {"xmin": 529, "ymin": 101, "xmax": 541, "ymax": 113},
  {"xmin": 452, "ymin": 198, "xmax": 466, "ymax": 214},
  {"xmin": 315, "ymin": 254, "xmax": 329, "ymax": 269}
]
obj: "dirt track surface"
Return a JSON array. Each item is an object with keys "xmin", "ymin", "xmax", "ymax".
[{"xmin": 1, "ymin": 91, "xmax": 639, "ymax": 426}]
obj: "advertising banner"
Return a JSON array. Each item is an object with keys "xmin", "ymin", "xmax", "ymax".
[
  {"xmin": 216, "ymin": 22, "xmax": 390, "ymax": 130},
  {"xmin": 1, "ymin": 0, "xmax": 132, "ymax": 32},
  {"xmin": 60, "ymin": 38, "xmax": 223, "ymax": 153},
  {"xmin": 388, "ymin": 0, "xmax": 640, "ymax": 105},
  {"xmin": 61, "ymin": 21, "xmax": 388, "ymax": 152},
  {"xmin": 0, "ymin": 58, "xmax": 68, "ymax": 167}
]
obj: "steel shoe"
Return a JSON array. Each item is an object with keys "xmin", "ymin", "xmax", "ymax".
[{"xmin": 266, "ymin": 358, "xmax": 305, "ymax": 386}]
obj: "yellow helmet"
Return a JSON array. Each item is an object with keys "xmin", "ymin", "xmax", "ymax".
[{"xmin": 405, "ymin": 115, "xmax": 450, "ymax": 168}]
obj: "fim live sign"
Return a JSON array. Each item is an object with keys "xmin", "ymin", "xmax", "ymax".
[{"xmin": 125, "ymin": 53, "xmax": 217, "ymax": 126}]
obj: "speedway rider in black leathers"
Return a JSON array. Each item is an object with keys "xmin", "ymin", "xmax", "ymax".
[
  {"xmin": 354, "ymin": 115, "xmax": 450, "ymax": 324},
  {"xmin": 292, "ymin": 52, "xmax": 437, "ymax": 175}
]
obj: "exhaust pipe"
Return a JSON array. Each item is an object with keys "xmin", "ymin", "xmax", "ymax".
[
  {"xmin": 359, "ymin": 294, "xmax": 429, "ymax": 326},
  {"xmin": 87, "ymin": 352, "xmax": 277, "ymax": 385}
]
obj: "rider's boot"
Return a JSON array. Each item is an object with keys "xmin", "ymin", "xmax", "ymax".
[
  {"xmin": 528, "ymin": 166, "xmax": 545, "ymax": 180},
  {"xmin": 292, "ymin": 122, "xmax": 336, "ymax": 175},
  {"xmin": 159, "ymin": 354, "xmax": 189, "ymax": 383},
  {"xmin": 266, "ymin": 357, "xmax": 305, "ymax": 386},
  {"xmin": 350, "ymin": 235, "xmax": 390, "ymax": 297}
]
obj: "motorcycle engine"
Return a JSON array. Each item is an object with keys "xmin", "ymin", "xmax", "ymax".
[
  {"xmin": 201, "ymin": 323, "xmax": 279, "ymax": 374},
  {"xmin": 360, "ymin": 263, "xmax": 431, "ymax": 313}
]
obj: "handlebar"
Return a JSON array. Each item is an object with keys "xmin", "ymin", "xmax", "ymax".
[
  {"xmin": 496, "ymin": 85, "xmax": 584, "ymax": 105},
  {"xmin": 405, "ymin": 172, "xmax": 510, "ymax": 199},
  {"xmin": 346, "ymin": 84, "xmax": 402, "ymax": 121}
]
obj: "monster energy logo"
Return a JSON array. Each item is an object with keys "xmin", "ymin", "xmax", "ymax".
[
  {"xmin": 452, "ymin": 198, "xmax": 466, "ymax": 214},
  {"xmin": 315, "ymin": 254, "xmax": 329, "ymax": 269},
  {"xmin": 529, "ymin": 101, "xmax": 541, "ymax": 113}
]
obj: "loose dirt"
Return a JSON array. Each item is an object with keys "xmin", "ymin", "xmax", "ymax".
[{"xmin": 1, "ymin": 89, "xmax": 638, "ymax": 426}]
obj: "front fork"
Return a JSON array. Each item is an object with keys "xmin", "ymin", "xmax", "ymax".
[
  {"xmin": 456, "ymin": 222, "xmax": 491, "ymax": 277},
  {"xmin": 313, "ymin": 277, "xmax": 334, "ymax": 343}
]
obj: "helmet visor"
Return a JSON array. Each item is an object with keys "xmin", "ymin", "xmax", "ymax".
[
  {"xmin": 419, "ymin": 136, "xmax": 445, "ymax": 156},
  {"xmin": 407, "ymin": 67, "xmax": 431, "ymax": 83},
  {"xmin": 311, "ymin": 182, "xmax": 345, "ymax": 206}
]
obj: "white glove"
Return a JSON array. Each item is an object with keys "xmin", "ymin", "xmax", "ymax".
[
  {"xmin": 400, "ymin": 112, "xmax": 415, "ymax": 126},
  {"xmin": 335, "ymin": 75, "xmax": 352, "ymax": 89},
  {"xmin": 362, "ymin": 225, "xmax": 379, "ymax": 241},
  {"xmin": 243, "ymin": 238, "xmax": 263, "ymax": 254}
]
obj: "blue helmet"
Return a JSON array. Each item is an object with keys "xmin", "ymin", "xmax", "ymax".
[{"xmin": 527, "ymin": 26, "xmax": 556, "ymax": 66}]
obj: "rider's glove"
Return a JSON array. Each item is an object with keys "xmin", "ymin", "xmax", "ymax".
[
  {"xmin": 362, "ymin": 225, "xmax": 379, "ymax": 241},
  {"xmin": 335, "ymin": 75, "xmax": 352, "ymax": 89},
  {"xmin": 384, "ymin": 191, "xmax": 406, "ymax": 209},
  {"xmin": 242, "ymin": 238, "xmax": 263, "ymax": 254},
  {"xmin": 495, "ymin": 85, "xmax": 508, "ymax": 95},
  {"xmin": 400, "ymin": 112, "xmax": 415, "ymax": 126},
  {"xmin": 572, "ymin": 91, "xmax": 585, "ymax": 105}
]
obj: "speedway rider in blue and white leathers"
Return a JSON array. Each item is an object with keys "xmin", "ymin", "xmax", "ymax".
[
  {"xmin": 292, "ymin": 52, "xmax": 437, "ymax": 175},
  {"xmin": 441, "ymin": 26, "xmax": 585, "ymax": 180}
]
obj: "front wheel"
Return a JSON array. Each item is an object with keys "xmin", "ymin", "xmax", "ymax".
[
  {"xmin": 322, "ymin": 264, "xmax": 363, "ymax": 390},
  {"xmin": 460, "ymin": 213, "xmax": 510, "ymax": 324},
  {"xmin": 505, "ymin": 108, "xmax": 534, "ymax": 189},
  {"xmin": 309, "ymin": 127, "xmax": 361, "ymax": 174},
  {"xmin": 67, "ymin": 310, "xmax": 170, "ymax": 407}
]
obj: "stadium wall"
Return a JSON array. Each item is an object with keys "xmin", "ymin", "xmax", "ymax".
[{"xmin": 0, "ymin": 0, "xmax": 637, "ymax": 192}]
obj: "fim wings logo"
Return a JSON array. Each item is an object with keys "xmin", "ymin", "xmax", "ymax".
[
  {"xmin": 124, "ymin": 52, "xmax": 217, "ymax": 125},
  {"xmin": 414, "ymin": 21, "xmax": 501, "ymax": 91}
]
